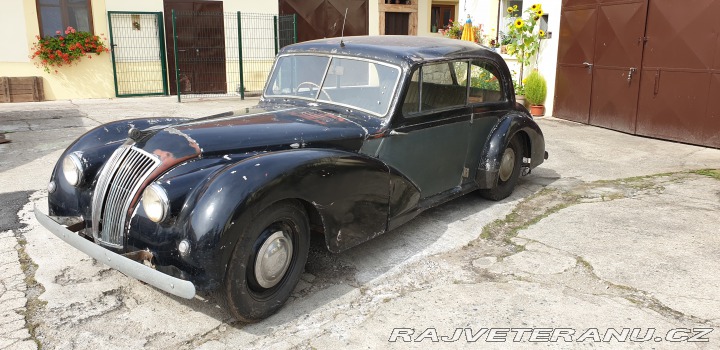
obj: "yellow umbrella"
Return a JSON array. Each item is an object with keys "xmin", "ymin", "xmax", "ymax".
[{"xmin": 461, "ymin": 15, "xmax": 476, "ymax": 42}]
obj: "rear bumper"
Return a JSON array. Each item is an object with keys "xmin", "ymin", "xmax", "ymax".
[{"xmin": 34, "ymin": 206, "xmax": 196, "ymax": 299}]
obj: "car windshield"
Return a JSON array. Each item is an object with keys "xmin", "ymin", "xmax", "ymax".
[{"xmin": 264, "ymin": 54, "xmax": 401, "ymax": 117}]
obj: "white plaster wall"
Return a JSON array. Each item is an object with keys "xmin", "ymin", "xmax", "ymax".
[
  {"xmin": 526, "ymin": 0, "xmax": 560, "ymax": 116},
  {"xmin": 369, "ymin": 0, "xmax": 379, "ymax": 35},
  {"xmin": 0, "ymin": 0, "xmax": 31, "ymax": 62},
  {"xmin": 105, "ymin": 0, "xmax": 162, "ymax": 13},
  {"xmin": 223, "ymin": 0, "xmax": 278, "ymax": 14},
  {"xmin": 459, "ymin": 0, "xmax": 498, "ymax": 42}
]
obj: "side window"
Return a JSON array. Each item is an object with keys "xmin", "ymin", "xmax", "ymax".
[
  {"xmin": 402, "ymin": 61, "xmax": 468, "ymax": 116},
  {"xmin": 469, "ymin": 60, "xmax": 505, "ymax": 104},
  {"xmin": 402, "ymin": 69, "xmax": 420, "ymax": 115},
  {"xmin": 36, "ymin": 0, "xmax": 94, "ymax": 38}
]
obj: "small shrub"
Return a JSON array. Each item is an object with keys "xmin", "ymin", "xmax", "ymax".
[{"xmin": 524, "ymin": 70, "xmax": 547, "ymax": 106}]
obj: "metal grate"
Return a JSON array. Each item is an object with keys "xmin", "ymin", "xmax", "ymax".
[
  {"xmin": 108, "ymin": 12, "xmax": 168, "ymax": 97},
  {"xmin": 170, "ymin": 11, "xmax": 297, "ymax": 101},
  {"xmin": 92, "ymin": 146, "xmax": 160, "ymax": 248}
]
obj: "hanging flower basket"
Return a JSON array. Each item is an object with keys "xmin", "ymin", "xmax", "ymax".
[{"xmin": 30, "ymin": 27, "xmax": 109, "ymax": 73}]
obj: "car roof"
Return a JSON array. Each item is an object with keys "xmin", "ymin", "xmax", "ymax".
[{"xmin": 279, "ymin": 35, "xmax": 501, "ymax": 67}]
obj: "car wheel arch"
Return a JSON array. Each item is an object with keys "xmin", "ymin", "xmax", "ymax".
[
  {"xmin": 475, "ymin": 113, "xmax": 543, "ymax": 189},
  {"xmin": 185, "ymin": 149, "xmax": 390, "ymax": 284}
]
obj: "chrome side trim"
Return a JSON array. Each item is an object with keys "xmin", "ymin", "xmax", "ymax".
[{"xmin": 36, "ymin": 207, "xmax": 196, "ymax": 299}]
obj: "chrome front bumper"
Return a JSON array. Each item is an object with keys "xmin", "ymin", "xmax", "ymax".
[{"xmin": 34, "ymin": 207, "xmax": 196, "ymax": 299}]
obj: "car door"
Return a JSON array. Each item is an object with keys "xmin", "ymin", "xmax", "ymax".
[{"xmin": 377, "ymin": 61, "xmax": 472, "ymax": 199}]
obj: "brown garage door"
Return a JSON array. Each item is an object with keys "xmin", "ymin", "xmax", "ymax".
[
  {"xmin": 555, "ymin": 0, "xmax": 720, "ymax": 149},
  {"xmin": 636, "ymin": 0, "xmax": 720, "ymax": 148},
  {"xmin": 279, "ymin": 0, "xmax": 368, "ymax": 43}
]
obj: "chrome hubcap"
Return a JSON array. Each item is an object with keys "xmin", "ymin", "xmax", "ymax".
[
  {"xmin": 254, "ymin": 230, "xmax": 293, "ymax": 289},
  {"xmin": 499, "ymin": 147, "xmax": 516, "ymax": 182}
]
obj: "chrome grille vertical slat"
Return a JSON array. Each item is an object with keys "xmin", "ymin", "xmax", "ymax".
[
  {"xmin": 91, "ymin": 146, "xmax": 131, "ymax": 239},
  {"xmin": 92, "ymin": 146, "xmax": 160, "ymax": 248},
  {"xmin": 103, "ymin": 152, "xmax": 136, "ymax": 243}
]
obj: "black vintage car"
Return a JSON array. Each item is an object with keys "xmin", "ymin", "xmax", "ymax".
[{"xmin": 36, "ymin": 36, "xmax": 546, "ymax": 321}]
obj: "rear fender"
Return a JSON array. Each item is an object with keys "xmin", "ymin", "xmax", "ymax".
[{"xmin": 476, "ymin": 113, "xmax": 545, "ymax": 189}]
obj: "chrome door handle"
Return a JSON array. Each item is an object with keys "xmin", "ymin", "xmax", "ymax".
[
  {"xmin": 389, "ymin": 130, "xmax": 407, "ymax": 136},
  {"xmin": 582, "ymin": 62, "xmax": 593, "ymax": 68}
]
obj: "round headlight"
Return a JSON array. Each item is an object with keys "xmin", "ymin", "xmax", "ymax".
[
  {"xmin": 62, "ymin": 154, "xmax": 83, "ymax": 186},
  {"xmin": 142, "ymin": 184, "xmax": 169, "ymax": 223}
]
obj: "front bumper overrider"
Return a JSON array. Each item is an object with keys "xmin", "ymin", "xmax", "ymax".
[{"xmin": 34, "ymin": 207, "xmax": 196, "ymax": 299}]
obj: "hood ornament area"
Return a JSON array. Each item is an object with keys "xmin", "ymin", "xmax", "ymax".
[{"xmin": 127, "ymin": 127, "xmax": 154, "ymax": 142}]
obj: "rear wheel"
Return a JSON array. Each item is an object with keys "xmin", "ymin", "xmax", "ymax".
[
  {"xmin": 479, "ymin": 136, "xmax": 523, "ymax": 201},
  {"xmin": 219, "ymin": 200, "xmax": 310, "ymax": 322}
]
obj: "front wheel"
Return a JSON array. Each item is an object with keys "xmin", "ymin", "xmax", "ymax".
[
  {"xmin": 479, "ymin": 136, "xmax": 523, "ymax": 201},
  {"xmin": 219, "ymin": 200, "xmax": 310, "ymax": 322}
]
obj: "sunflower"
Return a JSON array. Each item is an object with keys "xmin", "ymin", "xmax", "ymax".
[
  {"xmin": 536, "ymin": 9, "xmax": 544, "ymax": 16},
  {"xmin": 530, "ymin": 4, "xmax": 539, "ymax": 11},
  {"xmin": 539, "ymin": 30, "xmax": 546, "ymax": 38},
  {"xmin": 514, "ymin": 18, "xmax": 524, "ymax": 29},
  {"xmin": 534, "ymin": 15, "xmax": 540, "ymax": 21},
  {"xmin": 507, "ymin": 6, "xmax": 514, "ymax": 13},
  {"xmin": 513, "ymin": 5, "xmax": 518, "ymax": 10}
]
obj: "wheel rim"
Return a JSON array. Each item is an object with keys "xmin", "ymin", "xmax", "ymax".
[
  {"xmin": 254, "ymin": 230, "xmax": 294, "ymax": 289},
  {"xmin": 498, "ymin": 147, "xmax": 516, "ymax": 182}
]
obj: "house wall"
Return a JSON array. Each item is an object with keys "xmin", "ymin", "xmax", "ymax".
[
  {"xmin": 532, "ymin": 0, "xmax": 560, "ymax": 116},
  {"xmin": 0, "ymin": 1, "xmax": 32, "ymax": 63},
  {"xmin": 0, "ymin": 0, "xmax": 115, "ymax": 100},
  {"xmin": 460, "ymin": 0, "xmax": 560, "ymax": 115},
  {"xmin": 0, "ymin": 0, "xmax": 280, "ymax": 101},
  {"xmin": 459, "ymin": 0, "xmax": 498, "ymax": 41},
  {"xmin": 418, "ymin": 0, "xmax": 459, "ymax": 37}
]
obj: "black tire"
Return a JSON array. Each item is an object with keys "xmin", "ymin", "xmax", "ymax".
[
  {"xmin": 219, "ymin": 200, "xmax": 310, "ymax": 322},
  {"xmin": 479, "ymin": 136, "xmax": 523, "ymax": 201}
]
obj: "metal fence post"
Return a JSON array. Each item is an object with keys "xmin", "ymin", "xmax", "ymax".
[
  {"xmin": 273, "ymin": 15, "xmax": 279, "ymax": 55},
  {"xmin": 172, "ymin": 9, "xmax": 181, "ymax": 102},
  {"xmin": 107, "ymin": 13, "xmax": 120, "ymax": 97},
  {"xmin": 237, "ymin": 12, "xmax": 245, "ymax": 100},
  {"xmin": 157, "ymin": 13, "xmax": 169, "ymax": 96},
  {"xmin": 293, "ymin": 13, "xmax": 298, "ymax": 44}
]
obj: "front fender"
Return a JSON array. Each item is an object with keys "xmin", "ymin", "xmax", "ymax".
[
  {"xmin": 182, "ymin": 149, "xmax": 390, "ymax": 288},
  {"xmin": 475, "ymin": 113, "xmax": 545, "ymax": 189},
  {"xmin": 49, "ymin": 117, "xmax": 189, "ymax": 218}
]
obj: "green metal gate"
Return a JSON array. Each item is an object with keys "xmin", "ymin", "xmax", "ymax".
[
  {"xmin": 170, "ymin": 11, "xmax": 297, "ymax": 101},
  {"xmin": 108, "ymin": 12, "xmax": 169, "ymax": 97}
]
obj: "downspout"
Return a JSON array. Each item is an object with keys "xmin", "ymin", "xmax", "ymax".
[{"xmin": 495, "ymin": 0, "xmax": 502, "ymax": 43}]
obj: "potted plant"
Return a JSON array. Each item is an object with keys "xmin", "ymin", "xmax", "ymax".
[
  {"xmin": 524, "ymin": 70, "xmax": 547, "ymax": 116},
  {"xmin": 30, "ymin": 26, "xmax": 109, "ymax": 73}
]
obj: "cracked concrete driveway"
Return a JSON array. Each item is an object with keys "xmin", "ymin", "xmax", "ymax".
[{"xmin": 2, "ymin": 98, "xmax": 720, "ymax": 349}]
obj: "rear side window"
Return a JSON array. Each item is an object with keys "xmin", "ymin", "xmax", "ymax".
[
  {"xmin": 469, "ymin": 60, "xmax": 505, "ymax": 104},
  {"xmin": 402, "ymin": 61, "xmax": 469, "ymax": 116}
]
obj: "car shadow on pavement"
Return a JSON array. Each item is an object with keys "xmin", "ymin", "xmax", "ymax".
[{"xmin": 168, "ymin": 168, "xmax": 561, "ymax": 330}]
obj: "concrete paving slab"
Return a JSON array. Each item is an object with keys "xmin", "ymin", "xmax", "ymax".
[{"xmin": 519, "ymin": 175, "xmax": 720, "ymax": 322}]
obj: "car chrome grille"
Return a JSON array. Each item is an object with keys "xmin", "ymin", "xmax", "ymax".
[{"xmin": 91, "ymin": 146, "xmax": 160, "ymax": 248}]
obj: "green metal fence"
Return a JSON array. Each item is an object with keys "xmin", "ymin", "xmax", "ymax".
[
  {"xmin": 171, "ymin": 11, "xmax": 297, "ymax": 101},
  {"xmin": 108, "ymin": 12, "xmax": 169, "ymax": 97}
]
